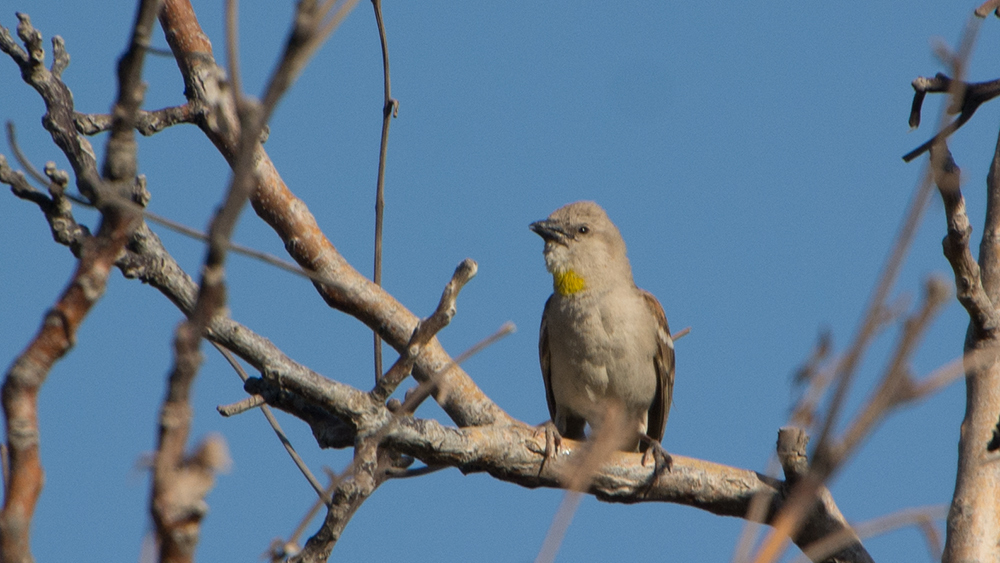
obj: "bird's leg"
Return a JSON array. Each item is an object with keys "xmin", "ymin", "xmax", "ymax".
[
  {"xmin": 538, "ymin": 420, "xmax": 565, "ymax": 477},
  {"xmin": 639, "ymin": 436, "xmax": 673, "ymax": 477}
]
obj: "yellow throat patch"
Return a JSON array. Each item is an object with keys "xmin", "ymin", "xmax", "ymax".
[{"xmin": 553, "ymin": 269, "xmax": 586, "ymax": 295}]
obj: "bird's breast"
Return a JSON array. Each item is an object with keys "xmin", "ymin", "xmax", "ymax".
[{"xmin": 546, "ymin": 289, "xmax": 658, "ymax": 412}]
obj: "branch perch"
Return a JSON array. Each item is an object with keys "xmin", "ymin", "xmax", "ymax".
[{"xmin": 370, "ymin": 259, "xmax": 477, "ymax": 403}]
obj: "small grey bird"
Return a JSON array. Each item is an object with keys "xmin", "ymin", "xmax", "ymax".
[{"xmin": 531, "ymin": 201, "xmax": 674, "ymax": 467}]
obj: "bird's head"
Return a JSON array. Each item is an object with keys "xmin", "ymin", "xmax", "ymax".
[{"xmin": 530, "ymin": 201, "xmax": 633, "ymax": 296}]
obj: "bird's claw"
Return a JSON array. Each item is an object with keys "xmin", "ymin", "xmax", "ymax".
[
  {"xmin": 640, "ymin": 438, "xmax": 672, "ymax": 478},
  {"xmin": 538, "ymin": 421, "xmax": 564, "ymax": 477}
]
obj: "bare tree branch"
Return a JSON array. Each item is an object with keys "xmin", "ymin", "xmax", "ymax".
[
  {"xmin": 753, "ymin": 34, "xmax": 983, "ymax": 552},
  {"xmin": 0, "ymin": 2, "xmax": 153, "ymax": 559},
  {"xmin": 902, "ymin": 16, "xmax": 984, "ymax": 162},
  {"xmin": 212, "ymin": 342, "xmax": 329, "ymax": 503},
  {"xmin": 157, "ymin": 0, "xmax": 510, "ymax": 429},
  {"xmin": 905, "ymin": 18, "xmax": 1000, "ymax": 562},
  {"xmin": 370, "ymin": 0, "xmax": 398, "ymax": 383},
  {"xmin": 792, "ymin": 505, "xmax": 948, "ymax": 563},
  {"xmin": 370, "ymin": 259, "xmax": 477, "ymax": 403},
  {"xmin": 938, "ymin": 108, "xmax": 1000, "ymax": 563},
  {"xmin": 74, "ymin": 104, "xmax": 197, "ymax": 136},
  {"xmin": 930, "ymin": 144, "xmax": 1000, "ymax": 334}
]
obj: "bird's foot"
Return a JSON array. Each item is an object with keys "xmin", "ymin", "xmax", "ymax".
[
  {"xmin": 639, "ymin": 437, "xmax": 673, "ymax": 479},
  {"xmin": 538, "ymin": 420, "xmax": 564, "ymax": 477}
]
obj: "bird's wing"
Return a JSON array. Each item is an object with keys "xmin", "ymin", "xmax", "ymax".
[
  {"xmin": 539, "ymin": 294, "xmax": 558, "ymax": 422},
  {"xmin": 640, "ymin": 289, "xmax": 674, "ymax": 443}
]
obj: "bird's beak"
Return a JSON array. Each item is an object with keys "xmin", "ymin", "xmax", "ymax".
[{"xmin": 530, "ymin": 220, "xmax": 569, "ymax": 245}]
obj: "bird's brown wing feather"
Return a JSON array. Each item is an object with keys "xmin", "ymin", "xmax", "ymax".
[
  {"xmin": 640, "ymin": 289, "xmax": 674, "ymax": 444},
  {"xmin": 539, "ymin": 295, "xmax": 558, "ymax": 422}
]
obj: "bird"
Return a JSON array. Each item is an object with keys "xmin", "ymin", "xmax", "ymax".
[{"xmin": 530, "ymin": 201, "xmax": 674, "ymax": 469}]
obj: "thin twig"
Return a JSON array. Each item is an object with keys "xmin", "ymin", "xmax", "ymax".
[
  {"xmin": 0, "ymin": 444, "xmax": 7, "ymax": 494},
  {"xmin": 9, "ymin": 121, "xmax": 313, "ymax": 282},
  {"xmin": 217, "ymin": 394, "xmax": 265, "ymax": 416},
  {"xmin": 371, "ymin": 0, "xmax": 397, "ymax": 384},
  {"xmin": 833, "ymin": 277, "xmax": 951, "ymax": 460},
  {"xmin": 731, "ymin": 453, "xmax": 783, "ymax": 563},
  {"xmin": 455, "ymin": 321, "xmax": 516, "ymax": 364},
  {"xmin": 813, "ymin": 16, "xmax": 979, "ymax": 473},
  {"xmin": 903, "ymin": 19, "xmax": 985, "ymax": 161},
  {"xmin": 266, "ymin": 467, "xmax": 338, "ymax": 561},
  {"xmin": 370, "ymin": 259, "xmax": 478, "ymax": 403},
  {"xmin": 5, "ymin": 122, "xmax": 50, "ymax": 186},
  {"xmin": 534, "ymin": 404, "xmax": 648, "ymax": 563},
  {"xmin": 257, "ymin": 0, "xmax": 360, "ymax": 124},
  {"xmin": 225, "ymin": 0, "xmax": 241, "ymax": 101},
  {"xmin": 73, "ymin": 103, "xmax": 197, "ymax": 136},
  {"xmin": 399, "ymin": 321, "xmax": 517, "ymax": 414},
  {"xmin": 212, "ymin": 342, "xmax": 329, "ymax": 503},
  {"xmin": 535, "ymin": 492, "xmax": 584, "ymax": 563}
]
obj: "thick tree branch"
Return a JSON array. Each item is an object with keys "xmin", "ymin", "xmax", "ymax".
[
  {"xmin": 157, "ymin": 0, "xmax": 509, "ymax": 429},
  {"xmin": 937, "ymin": 125, "xmax": 1000, "ymax": 563},
  {"xmin": 380, "ymin": 420, "xmax": 865, "ymax": 560},
  {"xmin": 901, "ymin": 22, "xmax": 1000, "ymax": 563}
]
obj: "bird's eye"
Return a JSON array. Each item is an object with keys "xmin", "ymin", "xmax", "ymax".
[{"xmin": 578, "ymin": 225, "xmax": 589, "ymax": 234}]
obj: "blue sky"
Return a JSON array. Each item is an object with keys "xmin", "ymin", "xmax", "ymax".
[{"xmin": 1, "ymin": 1, "xmax": 996, "ymax": 561}]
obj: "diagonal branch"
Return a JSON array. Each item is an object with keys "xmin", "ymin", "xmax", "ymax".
[
  {"xmin": 157, "ymin": 0, "xmax": 509, "ymax": 429},
  {"xmin": 370, "ymin": 259, "xmax": 477, "ymax": 403}
]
